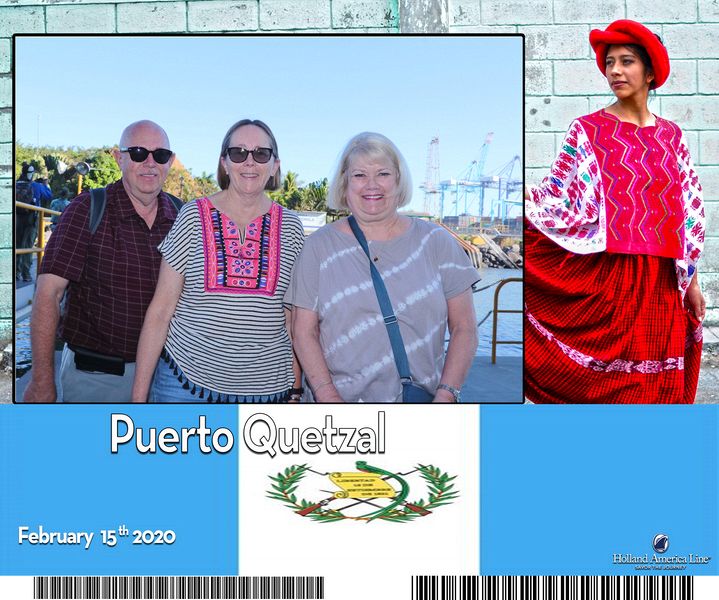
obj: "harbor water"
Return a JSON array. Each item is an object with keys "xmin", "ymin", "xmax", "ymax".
[{"xmin": 15, "ymin": 268, "xmax": 523, "ymax": 381}]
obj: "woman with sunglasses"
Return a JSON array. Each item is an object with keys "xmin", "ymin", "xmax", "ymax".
[
  {"xmin": 524, "ymin": 20, "xmax": 705, "ymax": 404},
  {"xmin": 287, "ymin": 132, "xmax": 479, "ymax": 402},
  {"xmin": 132, "ymin": 119, "xmax": 305, "ymax": 402}
]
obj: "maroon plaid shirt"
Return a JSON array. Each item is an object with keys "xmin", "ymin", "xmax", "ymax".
[{"xmin": 40, "ymin": 180, "xmax": 179, "ymax": 361}]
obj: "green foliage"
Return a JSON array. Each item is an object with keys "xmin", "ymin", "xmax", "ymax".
[
  {"xmin": 15, "ymin": 143, "xmax": 219, "ymax": 201},
  {"xmin": 81, "ymin": 150, "xmax": 122, "ymax": 191},
  {"xmin": 271, "ymin": 172, "xmax": 329, "ymax": 212}
]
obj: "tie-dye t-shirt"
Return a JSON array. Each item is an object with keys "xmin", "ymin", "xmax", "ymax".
[{"xmin": 287, "ymin": 218, "xmax": 480, "ymax": 402}]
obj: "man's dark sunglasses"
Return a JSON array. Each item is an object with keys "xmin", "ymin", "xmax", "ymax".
[
  {"xmin": 225, "ymin": 147, "xmax": 274, "ymax": 164},
  {"xmin": 120, "ymin": 146, "xmax": 174, "ymax": 164}
]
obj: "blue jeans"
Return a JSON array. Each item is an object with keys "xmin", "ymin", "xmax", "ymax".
[{"xmin": 149, "ymin": 354, "xmax": 290, "ymax": 403}]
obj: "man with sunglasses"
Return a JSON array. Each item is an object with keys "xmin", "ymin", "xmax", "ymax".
[{"xmin": 24, "ymin": 120, "xmax": 178, "ymax": 403}]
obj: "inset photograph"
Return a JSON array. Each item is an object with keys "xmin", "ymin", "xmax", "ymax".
[
  {"xmin": 524, "ymin": 20, "xmax": 712, "ymax": 404},
  {"xmin": 14, "ymin": 35, "xmax": 523, "ymax": 404}
]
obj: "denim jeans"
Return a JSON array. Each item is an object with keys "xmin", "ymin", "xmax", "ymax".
[{"xmin": 149, "ymin": 355, "xmax": 290, "ymax": 403}]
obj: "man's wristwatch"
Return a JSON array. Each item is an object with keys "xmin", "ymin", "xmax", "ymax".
[{"xmin": 436, "ymin": 383, "xmax": 461, "ymax": 402}]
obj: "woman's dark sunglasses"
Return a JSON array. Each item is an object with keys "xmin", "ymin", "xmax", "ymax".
[
  {"xmin": 225, "ymin": 147, "xmax": 274, "ymax": 164},
  {"xmin": 120, "ymin": 146, "xmax": 174, "ymax": 164}
]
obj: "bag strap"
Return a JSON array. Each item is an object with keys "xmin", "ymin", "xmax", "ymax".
[
  {"xmin": 165, "ymin": 192, "xmax": 183, "ymax": 213},
  {"xmin": 89, "ymin": 188, "xmax": 182, "ymax": 234},
  {"xmin": 347, "ymin": 215, "xmax": 412, "ymax": 382},
  {"xmin": 89, "ymin": 188, "xmax": 106, "ymax": 235}
]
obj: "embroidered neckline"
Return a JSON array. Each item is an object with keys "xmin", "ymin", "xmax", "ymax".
[{"xmin": 198, "ymin": 198, "xmax": 282, "ymax": 295}]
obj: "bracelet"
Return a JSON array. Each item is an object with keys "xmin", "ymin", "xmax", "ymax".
[
  {"xmin": 290, "ymin": 387, "xmax": 304, "ymax": 396},
  {"xmin": 436, "ymin": 383, "xmax": 461, "ymax": 402}
]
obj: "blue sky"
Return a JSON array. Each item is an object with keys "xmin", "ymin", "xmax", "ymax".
[{"xmin": 15, "ymin": 35, "xmax": 523, "ymax": 215}]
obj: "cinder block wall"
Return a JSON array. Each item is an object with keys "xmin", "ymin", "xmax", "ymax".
[
  {"xmin": 449, "ymin": 0, "xmax": 719, "ymax": 323},
  {"xmin": 1, "ymin": 0, "xmax": 717, "ymax": 343}
]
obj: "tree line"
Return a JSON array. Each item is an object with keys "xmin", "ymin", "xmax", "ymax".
[{"xmin": 15, "ymin": 143, "xmax": 330, "ymax": 212}]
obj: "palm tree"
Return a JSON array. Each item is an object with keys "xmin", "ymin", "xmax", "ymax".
[{"xmin": 299, "ymin": 178, "xmax": 328, "ymax": 211}]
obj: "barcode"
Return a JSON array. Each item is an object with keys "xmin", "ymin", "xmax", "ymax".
[
  {"xmin": 32, "ymin": 576, "xmax": 324, "ymax": 599},
  {"xmin": 411, "ymin": 576, "xmax": 693, "ymax": 600}
]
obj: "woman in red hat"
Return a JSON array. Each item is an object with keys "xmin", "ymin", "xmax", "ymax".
[{"xmin": 524, "ymin": 20, "xmax": 706, "ymax": 404}]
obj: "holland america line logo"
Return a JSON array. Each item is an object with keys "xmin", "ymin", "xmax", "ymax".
[
  {"xmin": 267, "ymin": 461, "xmax": 458, "ymax": 523},
  {"xmin": 653, "ymin": 534, "xmax": 669, "ymax": 553}
]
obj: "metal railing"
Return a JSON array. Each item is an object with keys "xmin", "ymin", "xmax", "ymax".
[
  {"xmin": 491, "ymin": 277, "xmax": 523, "ymax": 364},
  {"xmin": 15, "ymin": 202, "xmax": 61, "ymax": 270}
]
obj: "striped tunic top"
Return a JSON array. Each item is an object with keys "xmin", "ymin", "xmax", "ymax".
[{"xmin": 160, "ymin": 198, "xmax": 304, "ymax": 395}]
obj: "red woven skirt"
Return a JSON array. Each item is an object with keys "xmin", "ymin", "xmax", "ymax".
[{"xmin": 525, "ymin": 225, "xmax": 702, "ymax": 404}]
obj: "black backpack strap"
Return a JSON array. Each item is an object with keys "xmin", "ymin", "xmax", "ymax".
[
  {"xmin": 163, "ymin": 192, "xmax": 184, "ymax": 213},
  {"xmin": 89, "ymin": 188, "xmax": 181, "ymax": 234},
  {"xmin": 89, "ymin": 188, "xmax": 107, "ymax": 235}
]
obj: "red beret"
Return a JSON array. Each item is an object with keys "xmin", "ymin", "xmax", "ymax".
[{"xmin": 589, "ymin": 20, "xmax": 670, "ymax": 89}]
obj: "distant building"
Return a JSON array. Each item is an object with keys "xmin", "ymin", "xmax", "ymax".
[{"xmin": 295, "ymin": 211, "xmax": 327, "ymax": 235}]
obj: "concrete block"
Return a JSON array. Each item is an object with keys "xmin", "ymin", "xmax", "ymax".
[
  {"xmin": 699, "ymin": 0, "xmax": 719, "ymax": 21},
  {"xmin": 0, "ymin": 143, "xmax": 9, "ymax": 167},
  {"xmin": 448, "ymin": 25, "xmax": 518, "ymax": 34},
  {"xmin": 664, "ymin": 24, "xmax": 719, "ymax": 59},
  {"xmin": 450, "ymin": 1, "xmax": 480, "ymax": 26},
  {"xmin": 188, "ymin": 1, "xmax": 258, "ymax": 31},
  {"xmin": 683, "ymin": 130, "xmax": 700, "ymax": 163},
  {"xmin": 46, "ymin": 5, "xmax": 116, "ymax": 33},
  {"xmin": 698, "ymin": 60, "xmax": 719, "ymax": 94},
  {"xmin": 705, "ymin": 202, "xmax": 719, "ymax": 236},
  {"xmin": 0, "ymin": 177, "xmax": 9, "ymax": 212},
  {"xmin": 697, "ymin": 166, "xmax": 719, "ymax": 202},
  {"xmin": 0, "ymin": 108, "xmax": 12, "ymax": 142},
  {"xmin": 526, "ymin": 95, "xmax": 589, "ymax": 132},
  {"xmin": 260, "ymin": 0, "xmax": 331, "ymax": 30},
  {"xmin": 524, "ymin": 25, "xmax": 589, "ymax": 60},
  {"xmin": 525, "ymin": 167, "xmax": 548, "ymax": 185},
  {"xmin": 0, "ymin": 321, "xmax": 10, "ymax": 343},
  {"xmin": 0, "ymin": 76, "xmax": 9, "ymax": 110},
  {"xmin": 0, "ymin": 285, "xmax": 11, "ymax": 321},
  {"xmin": 399, "ymin": 0, "xmax": 448, "ymax": 33},
  {"xmin": 553, "ymin": 0, "xmax": 623, "ymax": 24},
  {"xmin": 0, "ymin": 7, "xmax": 45, "ymax": 37},
  {"xmin": 525, "ymin": 132, "xmax": 555, "ymax": 169},
  {"xmin": 0, "ymin": 249, "xmax": 10, "ymax": 282},
  {"xmin": 554, "ymin": 60, "xmax": 611, "ymax": 95},
  {"xmin": 588, "ymin": 96, "xmax": 616, "ymax": 113},
  {"xmin": 0, "ymin": 39, "xmax": 10, "ymax": 74},
  {"xmin": 700, "ymin": 130, "xmax": 719, "ymax": 165},
  {"xmin": 117, "ymin": 2, "xmax": 187, "ymax": 33},
  {"xmin": 0, "ymin": 112, "xmax": 9, "ymax": 144},
  {"xmin": 0, "ymin": 214, "xmax": 10, "ymax": 250},
  {"xmin": 525, "ymin": 60, "xmax": 552, "ymax": 96},
  {"xmin": 481, "ymin": 0, "xmax": 551, "ymax": 25},
  {"xmin": 702, "ymin": 273, "xmax": 719, "ymax": 310},
  {"xmin": 657, "ymin": 60, "xmax": 697, "ymax": 95},
  {"xmin": 627, "ymin": 0, "xmax": 696, "ymax": 22},
  {"xmin": 662, "ymin": 97, "xmax": 719, "ymax": 129},
  {"xmin": 702, "ymin": 238, "xmax": 719, "ymax": 272},
  {"xmin": 332, "ymin": 0, "xmax": 397, "ymax": 29}
]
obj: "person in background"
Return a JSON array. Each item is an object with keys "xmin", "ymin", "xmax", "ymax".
[
  {"xmin": 49, "ymin": 188, "xmax": 71, "ymax": 231},
  {"xmin": 23, "ymin": 120, "xmax": 178, "ymax": 403},
  {"xmin": 15, "ymin": 163, "xmax": 37, "ymax": 282},
  {"xmin": 32, "ymin": 177, "xmax": 53, "ymax": 210},
  {"xmin": 288, "ymin": 132, "xmax": 479, "ymax": 403},
  {"xmin": 524, "ymin": 20, "xmax": 705, "ymax": 404}
]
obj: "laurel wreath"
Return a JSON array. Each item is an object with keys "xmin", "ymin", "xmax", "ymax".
[{"xmin": 267, "ymin": 464, "xmax": 459, "ymax": 523}]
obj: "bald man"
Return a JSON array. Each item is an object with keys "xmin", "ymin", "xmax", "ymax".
[{"xmin": 24, "ymin": 121, "xmax": 180, "ymax": 402}]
